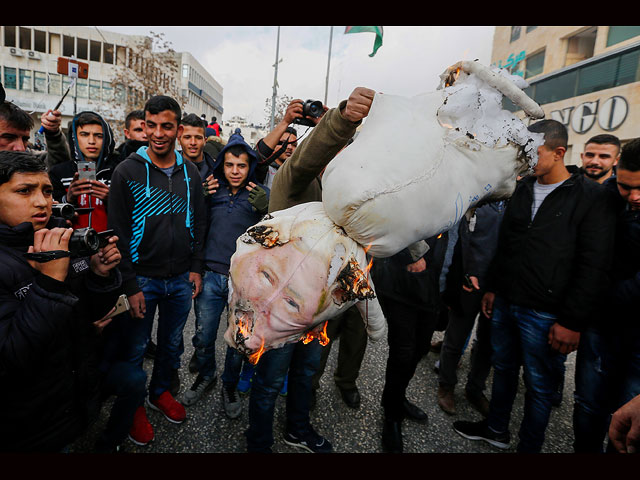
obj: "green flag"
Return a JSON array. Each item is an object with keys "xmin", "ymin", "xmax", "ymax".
[{"xmin": 344, "ymin": 26, "xmax": 383, "ymax": 57}]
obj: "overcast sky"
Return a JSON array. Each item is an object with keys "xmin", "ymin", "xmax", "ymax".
[{"xmin": 97, "ymin": 26, "xmax": 496, "ymax": 125}]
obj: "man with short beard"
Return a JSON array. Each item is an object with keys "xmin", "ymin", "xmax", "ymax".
[{"xmin": 580, "ymin": 134, "xmax": 621, "ymax": 184}]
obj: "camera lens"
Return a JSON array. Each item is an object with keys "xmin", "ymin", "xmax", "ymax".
[
  {"xmin": 69, "ymin": 227, "xmax": 100, "ymax": 257},
  {"xmin": 52, "ymin": 203, "xmax": 75, "ymax": 221}
]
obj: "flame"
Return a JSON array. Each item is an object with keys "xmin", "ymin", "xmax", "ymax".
[
  {"xmin": 248, "ymin": 337, "xmax": 266, "ymax": 365},
  {"xmin": 445, "ymin": 66, "xmax": 462, "ymax": 87},
  {"xmin": 437, "ymin": 233, "xmax": 443, "ymax": 239},
  {"xmin": 301, "ymin": 321, "xmax": 330, "ymax": 346}
]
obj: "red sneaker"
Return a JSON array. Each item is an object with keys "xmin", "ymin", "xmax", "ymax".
[
  {"xmin": 128, "ymin": 406, "xmax": 154, "ymax": 446},
  {"xmin": 147, "ymin": 391, "xmax": 186, "ymax": 424}
]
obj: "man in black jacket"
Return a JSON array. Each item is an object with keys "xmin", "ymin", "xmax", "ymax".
[
  {"xmin": 573, "ymin": 137, "xmax": 640, "ymax": 452},
  {"xmin": 107, "ymin": 96, "xmax": 207, "ymax": 434},
  {"xmin": 0, "ymin": 150, "xmax": 126, "ymax": 452},
  {"xmin": 453, "ymin": 119, "xmax": 616, "ymax": 453}
]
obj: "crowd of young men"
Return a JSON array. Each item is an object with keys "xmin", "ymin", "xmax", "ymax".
[{"xmin": 1, "ymin": 79, "xmax": 639, "ymax": 454}]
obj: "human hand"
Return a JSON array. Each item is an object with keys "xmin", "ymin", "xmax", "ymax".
[
  {"xmin": 341, "ymin": 87, "xmax": 376, "ymax": 123},
  {"xmin": 203, "ymin": 175, "xmax": 219, "ymax": 196},
  {"xmin": 26, "ymin": 227, "xmax": 73, "ymax": 282},
  {"xmin": 93, "ymin": 306, "xmax": 115, "ymax": 333},
  {"xmin": 90, "ymin": 235, "xmax": 121, "ymax": 277},
  {"xmin": 67, "ymin": 172, "xmax": 92, "ymax": 204},
  {"xmin": 481, "ymin": 291, "xmax": 495, "ymax": 318},
  {"xmin": 40, "ymin": 109, "xmax": 62, "ymax": 133},
  {"xmin": 88, "ymin": 180, "xmax": 109, "ymax": 201},
  {"xmin": 282, "ymin": 99, "xmax": 304, "ymax": 125},
  {"xmin": 548, "ymin": 323, "xmax": 580, "ymax": 354},
  {"xmin": 189, "ymin": 272, "xmax": 202, "ymax": 299},
  {"xmin": 406, "ymin": 257, "xmax": 426, "ymax": 273},
  {"xmin": 609, "ymin": 394, "xmax": 640, "ymax": 453},
  {"xmin": 462, "ymin": 275, "xmax": 480, "ymax": 292},
  {"xmin": 246, "ymin": 182, "xmax": 268, "ymax": 213},
  {"xmin": 128, "ymin": 291, "xmax": 146, "ymax": 319}
]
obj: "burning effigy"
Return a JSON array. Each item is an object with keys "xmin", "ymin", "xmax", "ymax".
[
  {"xmin": 225, "ymin": 60, "xmax": 545, "ymax": 361},
  {"xmin": 224, "ymin": 202, "xmax": 386, "ymax": 363},
  {"xmin": 322, "ymin": 60, "xmax": 545, "ymax": 257}
]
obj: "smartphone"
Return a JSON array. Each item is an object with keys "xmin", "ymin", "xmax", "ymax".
[
  {"xmin": 103, "ymin": 294, "xmax": 131, "ymax": 319},
  {"xmin": 78, "ymin": 161, "xmax": 96, "ymax": 181}
]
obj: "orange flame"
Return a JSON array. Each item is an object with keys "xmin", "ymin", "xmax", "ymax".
[
  {"xmin": 248, "ymin": 337, "xmax": 266, "ymax": 365},
  {"xmin": 301, "ymin": 321, "xmax": 330, "ymax": 346}
]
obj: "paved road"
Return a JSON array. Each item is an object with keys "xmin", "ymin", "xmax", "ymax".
[{"xmin": 70, "ymin": 308, "xmax": 578, "ymax": 454}]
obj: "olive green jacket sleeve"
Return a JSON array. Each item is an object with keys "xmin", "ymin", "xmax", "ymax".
[
  {"xmin": 37, "ymin": 128, "xmax": 71, "ymax": 169},
  {"xmin": 268, "ymin": 100, "xmax": 361, "ymax": 213}
]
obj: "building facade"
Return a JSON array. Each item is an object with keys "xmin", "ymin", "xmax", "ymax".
[
  {"xmin": 492, "ymin": 26, "xmax": 640, "ymax": 165},
  {"xmin": 1, "ymin": 26, "xmax": 223, "ymax": 143}
]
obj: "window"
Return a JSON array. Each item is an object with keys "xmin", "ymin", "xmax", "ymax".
[
  {"xmin": 616, "ymin": 49, "xmax": 640, "ymax": 86},
  {"xmin": 104, "ymin": 43, "xmax": 114, "ymax": 64},
  {"xmin": 34, "ymin": 30, "xmax": 46, "ymax": 52},
  {"xmin": 63, "ymin": 35, "xmax": 74, "ymax": 57},
  {"xmin": 49, "ymin": 33, "xmax": 60, "ymax": 55},
  {"xmin": 77, "ymin": 78, "xmax": 88, "ymax": 98},
  {"xmin": 4, "ymin": 26, "xmax": 16, "ymax": 47},
  {"xmin": 576, "ymin": 56, "xmax": 618, "ymax": 95},
  {"xmin": 90, "ymin": 40, "xmax": 101, "ymax": 62},
  {"xmin": 116, "ymin": 45, "xmax": 127, "ymax": 66},
  {"xmin": 77, "ymin": 38, "xmax": 88, "ymax": 60},
  {"xmin": 510, "ymin": 26, "xmax": 521, "ymax": 43},
  {"xmin": 102, "ymin": 81, "xmax": 113, "ymax": 101},
  {"xmin": 525, "ymin": 50, "xmax": 545, "ymax": 78},
  {"xmin": 19, "ymin": 27, "xmax": 31, "ymax": 50},
  {"xmin": 34, "ymin": 71, "xmax": 47, "ymax": 93},
  {"xmin": 18, "ymin": 69, "xmax": 32, "ymax": 91},
  {"xmin": 607, "ymin": 26, "xmax": 640, "ymax": 47},
  {"xmin": 62, "ymin": 76, "xmax": 74, "ymax": 97},
  {"xmin": 182, "ymin": 64, "xmax": 189, "ymax": 78},
  {"xmin": 114, "ymin": 84, "xmax": 126, "ymax": 103},
  {"xmin": 4, "ymin": 67, "xmax": 17, "ymax": 89},
  {"xmin": 49, "ymin": 73, "xmax": 62, "ymax": 95},
  {"xmin": 535, "ymin": 70, "xmax": 577, "ymax": 104},
  {"xmin": 90, "ymin": 79, "xmax": 101, "ymax": 100}
]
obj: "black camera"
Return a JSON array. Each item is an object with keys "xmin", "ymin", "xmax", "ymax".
[
  {"xmin": 69, "ymin": 227, "xmax": 101, "ymax": 257},
  {"xmin": 51, "ymin": 202, "xmax": 76, "ymax": 221},
  {"xmin": 293, "ymin": 99, "xmax": 323, "ymax": 127}
]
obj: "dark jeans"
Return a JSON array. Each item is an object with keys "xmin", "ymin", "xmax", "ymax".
[
  {"xmin": 126, "ymin": 273, "xmax": 193, "ymax": 399},
  {"xmin": 192, "ymin": 270, "xmax": 228, "ymax": 379},
  {"xmin": 245, "ymin": 340, "xmax": 323, "ymax": 452},
  {"xmin": 95, "ymin": 361, "xmax": 147, "ymax": 450},
  {"xmin": 487, "ymin": 296, "xmax": 566, "ymax": 453},
  {"xmin": 312, "ymin": 305, "xmax": 368, "ymax": 391},
  {"xmin": 221, "ymin": 345, "xmax": 249, "ymax": 388},
  {"xmin": 379, "ymin": 294, "xmax": 438, "ymax": 421},
  {"xmin": 439, "ymin": 288, "xmax": 491, "ymax": 396},
  {"xmin": 573, "ymin": 325, "xmax": 640, "ymax": 453}
]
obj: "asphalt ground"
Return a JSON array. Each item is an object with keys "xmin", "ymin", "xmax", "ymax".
[{"xmin": 68, "ymin": 306, "xmax": 585, "ymax": 455}]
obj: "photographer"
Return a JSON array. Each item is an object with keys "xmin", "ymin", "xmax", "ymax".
[
  {"xmin": 0, "ymin": 150, "xmax": 137, "ymax": 453},
  {"xmin": 254, "ymin": 99, "xmax": 326, "ymax": 188}
]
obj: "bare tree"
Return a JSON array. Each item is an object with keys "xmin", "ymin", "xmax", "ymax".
[
  {"xmin": 264, "ymin": 93, "xmax": 294, "ymax": 127},
  {"xmin": 108, "ymin": 31, "xmax": 183, "ymax": 133}
]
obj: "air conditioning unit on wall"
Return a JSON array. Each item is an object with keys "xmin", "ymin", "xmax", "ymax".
[
  {"xmin": 9, "ymin": 47, "xmax": 24, "ymax": 57},
  {"xmin": 27, "ymin": 50, "xmax": 41, "ymax": 60}
]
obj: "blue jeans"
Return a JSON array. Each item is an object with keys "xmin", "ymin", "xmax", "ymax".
[
  {"xmin": 487, "ymin": 296, "xmax": 567, "ymax": 453},
  {"xmin": 573, "ymin": 325, "xmax": 640, "ymax": 452},
  {"xmin": 192, "ymin": 270, "xmax": 228, "ymax": 379},
  {"xmin": 245, "ymin": 340, "xmax": 323, "ymax": 452},
  {"xmin": 221, "ymin": 345, "xmax": 250, "ymax": 387},
  {"xmin": 127, "ymin": 272, "xmax": 193, "ymax": 399}
]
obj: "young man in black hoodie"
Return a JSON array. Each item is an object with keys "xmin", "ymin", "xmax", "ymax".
[
  {"xmin": 107, "ymin": 96, "xmax": 207, "ymax": 435},
  {"xmin": 0, "ymin": 150, "xmax": 128, "ymax": 452}
]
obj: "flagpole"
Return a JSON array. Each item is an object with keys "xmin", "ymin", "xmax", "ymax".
[
  {"xmin": 324, "ymin": 26, "xmax": 333, "ymax": 106},
  {"xmin": 270, "ymin": 26, "xmax": 281, "ymax": 131}
]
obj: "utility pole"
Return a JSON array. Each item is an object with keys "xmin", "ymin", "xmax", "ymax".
[
  {"xmin": 324, "ymin": 26, "xmax": 333, "ymax": 106},
  {"xmin": 270, "ymin": 26, "xmax": 281, "ymax": 130}
]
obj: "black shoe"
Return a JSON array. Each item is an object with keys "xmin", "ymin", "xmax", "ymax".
[
  {"xmin": 403, "ymin": 399, "xmax": 428, "ymax": 424},
  {"xmin": 338, "ymin": 386, "xmax": 361, "ymax": 409},
  {"xmin": 453, "ymin": 419, "xmax": 510, "ymax": 449},
  {"xmin": 144, "ymin": 340, "xmax": 157, "ymax": 360},
  {"xmin": 188, "ymin": 352, "xmax": 198, "ymax": 374},
  {"xmin": 382, "ymin": 419, "xmax": 403, "ymax": 453},
  {"xmin": 283, "ymin": 428, "xmax": 332, "ymax": 453},
  {"xmin": 170, "ymin": 368, "xmax": 180, "ymax": 396}
]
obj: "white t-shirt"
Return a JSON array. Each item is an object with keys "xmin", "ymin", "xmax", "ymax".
[
  {"xmin": 531, "ymin": 179, "xmax": 565, "ymax": 219},
  {"xmin": 265, "ymin": 165, "xmax": 278, "ymax": 190}
]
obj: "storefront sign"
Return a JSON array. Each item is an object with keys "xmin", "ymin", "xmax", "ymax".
[{"xmin": 549, "ymin": 95, "xmax": 628, "ymax": 134}]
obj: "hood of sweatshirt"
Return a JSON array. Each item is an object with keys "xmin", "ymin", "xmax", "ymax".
[
  {"xmin": 212, "ymin": 129, "xmax": 259, "ymax": 187},
  {"xmin": 67, "ymin": 111, "xmax": 116, "ymax": 171}
]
